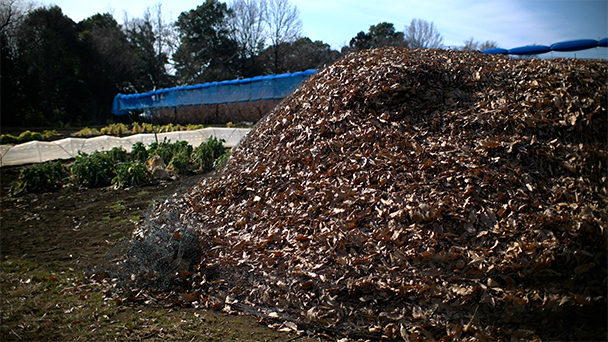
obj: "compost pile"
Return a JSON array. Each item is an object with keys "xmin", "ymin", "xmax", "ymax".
[{"xmin": 125, "ymin": 48, "xmax": 607, "ymax": 341}]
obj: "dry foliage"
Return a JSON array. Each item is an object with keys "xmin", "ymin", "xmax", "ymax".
[{"xmin": 119, "ymin": 47, "xmax": 607, "ymax": 341}]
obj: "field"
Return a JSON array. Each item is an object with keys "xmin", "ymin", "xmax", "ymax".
[{"xmin": 0, "ymin": 163, "xmax": 320, "ymax": 341}]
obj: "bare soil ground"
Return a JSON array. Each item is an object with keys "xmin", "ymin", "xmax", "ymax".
[{"xmin": 0, "ymin": 164, "xmax": 321, "ymax": 341}]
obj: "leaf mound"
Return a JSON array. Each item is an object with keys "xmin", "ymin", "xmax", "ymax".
[{"xmin": 131, "ymin": 48, "xmax": 607, "ymax": 341}]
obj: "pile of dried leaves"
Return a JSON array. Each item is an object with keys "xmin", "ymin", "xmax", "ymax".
[{"xmin": 119, "ymin": 47, "xmax": 607, "ymax": 341}]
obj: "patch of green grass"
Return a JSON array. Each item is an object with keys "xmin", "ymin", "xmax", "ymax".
[
  {"xmin": 129, "ymin": 215, "xmax": 142, "ymax": 221},
  {"xmin": 1, "ymin": 258, "xmax": 39, "ymax": 273},
  {"xmin": 109, "ymin": 200, "xmax": 126, "ymax": 212}
]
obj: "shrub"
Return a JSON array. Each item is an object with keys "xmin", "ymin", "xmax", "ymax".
[
  {"xmin": 207, "ymin": 136, "xmax": 226, "ymax": 160},
  {"xmin": 18, "ymin": 130, "xmax": 42, "ymax": 142},
  {"xmin": 130, "ymin": 142, "xmax": 149, "ymax": 163},
  {"xmin": 0, "ymin": 134, "xmax": 18, "ymax": 144},
  {"xmin": 42, "ymin": 130, "xmax": 60, "ymax": 139},
  {"xmin": 213, "ymin": 150, "xmax": 231, "ymax": 169},
  {"xmin": 1, "ymin": 130, "xmax": 60, "ymax": 144},
  {"xmin": 10, "ymin": 161, "xmax": 67, "ymax": 195},
  {"xmin": 112, "ymin": 161, "xmax": 153, "ymax": 188},
  {"xmin": 141, "ymin": 123, "xmax": 155, "ymax": 133},
  {"xmin": 131, "ymin": 122, "xmax": 145, "ymax": 134},
  {"xmin": 192, "ymin": 137, "xmax": 225, "ymax": 172},
  {"xmin": 100, "ymin": 123, "xmax": 129, "ymax": 136},
  {"xmin": 186, "ymin": 124, "xmax": 205, "ymax": 130},
  {"xmin": 147, "ymin": 139, "xmax": 175, "ymax": 165},
  {"xmin": 168, "ymin": 141, "xmax": 194, "ymax": 175},
  {"xmin": 73, "ymin": 127, "xmax": 101, "ymax": 137},
  {"xmin": 70, "ymin": 151, "xmax": 116, "ymax": 188},
  {"xmin": 106, "ymin": 147, "xmax": 128, "ymax": 163},
  {"xmin": 192, "ymin": 142, "xmax": 215, "ymax": 172}
]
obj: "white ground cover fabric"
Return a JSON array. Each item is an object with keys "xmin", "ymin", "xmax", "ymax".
[{"xmin": 0, "ymin": 128, "xmax": 250, "ymax": 167}]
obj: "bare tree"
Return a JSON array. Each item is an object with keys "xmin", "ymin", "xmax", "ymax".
[
  {"xmin": 151, "ymin": 3, "xmax": 178, "ymax": 62},
  {"xmin": 0, "ymin": 0, "xmax": 33, "ymax": 44},
  {"xmin": 228, "ymin": 0, "xmax": 267, "ymax": 58},
  {"xmin": 404, "ymin": 18, "xmax": 443, "ymax": 49},
  {"xmin": 460, "ymin": 37, "xmax": 478, "ymax": 52},
  {"xmin": 478, "ymin": 40, "xmax": 498, "ymax": 51},
  {"xmin": 460, "ymin": 37, "xmax": 498, "ymax": 51},
  {"xmin": 265, "ymin": 0, "xmax": 301, "ymax": 73}
]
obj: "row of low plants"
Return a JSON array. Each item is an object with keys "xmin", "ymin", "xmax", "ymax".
[
  {"xmin": 0, "ymin": 130, "xmax": 60, "ymax": 144},
  {"xmin": 72, "ymin": 123, "xmax": 208, "ymax": 137},
  {"xmin": 9, "ymin": 137, "xmax": 228, "ymax": 195},
  {"xmin": 1, "ymin": 121, "xmax": 249, "ymax": 143},
  {"xmin": 0, "ymin": 124, "xmax": 209, "ymax": 143}
]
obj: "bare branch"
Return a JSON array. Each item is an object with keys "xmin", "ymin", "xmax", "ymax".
[
  {"xmin": 404, "ymin": 18, "xmax": 443, "ymax": 49},
  {"xmin": 228, "ymin": 0, "xmax": 267, "ymax": 57}
]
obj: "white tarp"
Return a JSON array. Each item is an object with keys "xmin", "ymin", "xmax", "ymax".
[{"xmin": 0, "ymin": 128, "xmax": 250, "ymax": 167}]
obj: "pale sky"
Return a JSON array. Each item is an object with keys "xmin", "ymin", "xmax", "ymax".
[{"xmin": 39, "ymin": 0, "xmax": 608, "ymax": 58}]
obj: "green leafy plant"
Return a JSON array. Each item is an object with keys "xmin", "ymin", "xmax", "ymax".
[
  {"xmin": 1, "ymin": 130, "xmax": 59, "ymax": 144},
  {"xmin": 0, "ymin": 134, "xmax": 18, "ymax": 144},
  {"xmin": 207, "ymin": 136, "xmax": 226, "ymax": 160},
  {"xmin": 72, "ymin": 127, "xmax": 101, "ymax": 138},
  {"xmin": 112, "ymin": 161, "xmax": 153, "ymax": 188},
  {"xmin": 10, "ymin": 161, "xmax": 67, "ymax": 195},
  {"xmin": 147, "ymin": 139, "xmax": 175, "ymax": 165},
  {"xmin": 186, "ymin": 124, "xmax": 205, "ymax": 130},
  {"xmin": 100, "ymin": 123, "xmax": 129, "ymax": 136},
  {"xmin": 168, "ymin": 142, "xmax": 194, "ymax": 175},
  {"xmin": 130, "ymin": 142, "xmax": 149, "ymax": 163},
  {"xmin": 70, "ymin": 151, "xmax": 116, "ymax": 188},
  {"xmin": 106, "ymin": 147, "xmax": 128, "ymax": 163},
  {"xmin": 213, "ymin": 150, "xmax": 231, "ymax": 169},
  {"xmin": 1, "ymin": 130, "xmax": 43, "ymax": 144},
  {"xmin": 141, "ymin": 123, "xmax": 156, "ymax": 133},
  {"xmin": 192, "ymin": 136, "xmax": 226, "ymax": 172}
]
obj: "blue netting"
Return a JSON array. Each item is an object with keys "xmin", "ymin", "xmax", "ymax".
[
  {"xmin": 112, "ymin": 69, "xmax": 317, "ymax": 116},
  {"xmin": 484, "ymin": 38, "xmax": 608, "ymax": 55}
]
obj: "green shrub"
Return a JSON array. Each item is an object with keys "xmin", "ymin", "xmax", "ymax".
[
  {"xmin": 186, "ymin": 124, "xmax": 205, "ymax": 130},
  {"xmin": 147, "ymin": 139, "xmax": 175, "ymax": 165},
  {"xmin": 130, "ymin": 142, "xmax": 149, "ymax": 163},
  {"xmin": 112, "ymin": 161, "xmax": 153, "ymax": 188},
  {"xmin": 18, "ymin": 130, "xmax": 43, "ymax": 142},
  {"xmin": 192, "ymin": 142, "xmax": 214, "ymax": 172},
  {"xmin": 0, "ymin": 134, "xmax": 18, "ymax": 144},
  {"xmin": 106, "ymin": 147, "xmax": 128, "ymax": 163},
  {"xmin": 101, "ymin": 123, "xmax": 129, "ymax": 136},
  {"xmin": 142, "ymin": 123, "xmax": 155, "ymax": 133},
  {"xmin": 10, "ymin": 161, "xmax": 67, "ymax": 195},
  {"xmin": 73, "ymin": 127, "xmax": 101, "ymax": 137},
  {"xmin": 191, "ymin": 137, "xmax": 226, "ymax": 172},
  {"xmin": 213, "ymin": 150, "xmax": 230, "ymax": 169},
  {"xmin": 70, "ymin": 151, "xmax": 116, "ymax": 188},
  {"xmin": 168, "ymin": 150, "xmax": 192, "ymax": 174},
  {"xmin": 1, "ymin": 130, "xmax": 60, "ymax": 144},
  {"xmin": 42, "ymin": 130, "xmax": 60, "ymax": 139},
  {"xmin": 207, "ymin": 136, "xmax": 226, "ymax": 160}
]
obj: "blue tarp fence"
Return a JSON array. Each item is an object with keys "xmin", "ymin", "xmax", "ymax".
[
  {"xmin": 112, "ymin": 39, "xmax": 606, "ymax": 116},
  {"xmin": 483, "ymin": 38, "xmax": 608, "ymax": 55},
  {"xmin": 112, "ymin": 69, "xmax": 317, "ymax": 116}
]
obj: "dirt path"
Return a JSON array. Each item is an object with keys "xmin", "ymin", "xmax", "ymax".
[{"xmin": 0, "ymin": 165, "xmax": 322, "ymax": 341}]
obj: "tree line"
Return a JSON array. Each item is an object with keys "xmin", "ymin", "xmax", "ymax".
[{"xmin": 0, "ymin": 0, "xmax": 497, "ymax": 127}]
